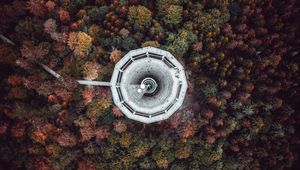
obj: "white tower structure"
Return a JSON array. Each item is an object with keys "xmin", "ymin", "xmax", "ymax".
[{"xmin": 110, "ymin": 47, "xmax": 188, "ymax": 123}]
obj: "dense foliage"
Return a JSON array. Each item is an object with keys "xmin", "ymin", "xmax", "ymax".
[{"xmin": 0, "ymin": 0, "xmax": 299, "ymax": 169}]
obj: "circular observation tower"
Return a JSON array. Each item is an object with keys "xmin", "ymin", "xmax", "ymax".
[{"xmin": 110, "ymin": 47, "xmax": 188, "ymax": 124}]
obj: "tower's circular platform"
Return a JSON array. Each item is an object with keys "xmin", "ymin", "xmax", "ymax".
[{"xmin": 110, "ymin": 47, "xmax": 188, "ymax": 123}]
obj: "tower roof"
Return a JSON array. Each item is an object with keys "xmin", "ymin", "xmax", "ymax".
[{"xmin": 110, "ymin": 47, "xmax": 188, "ymax": 123}]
